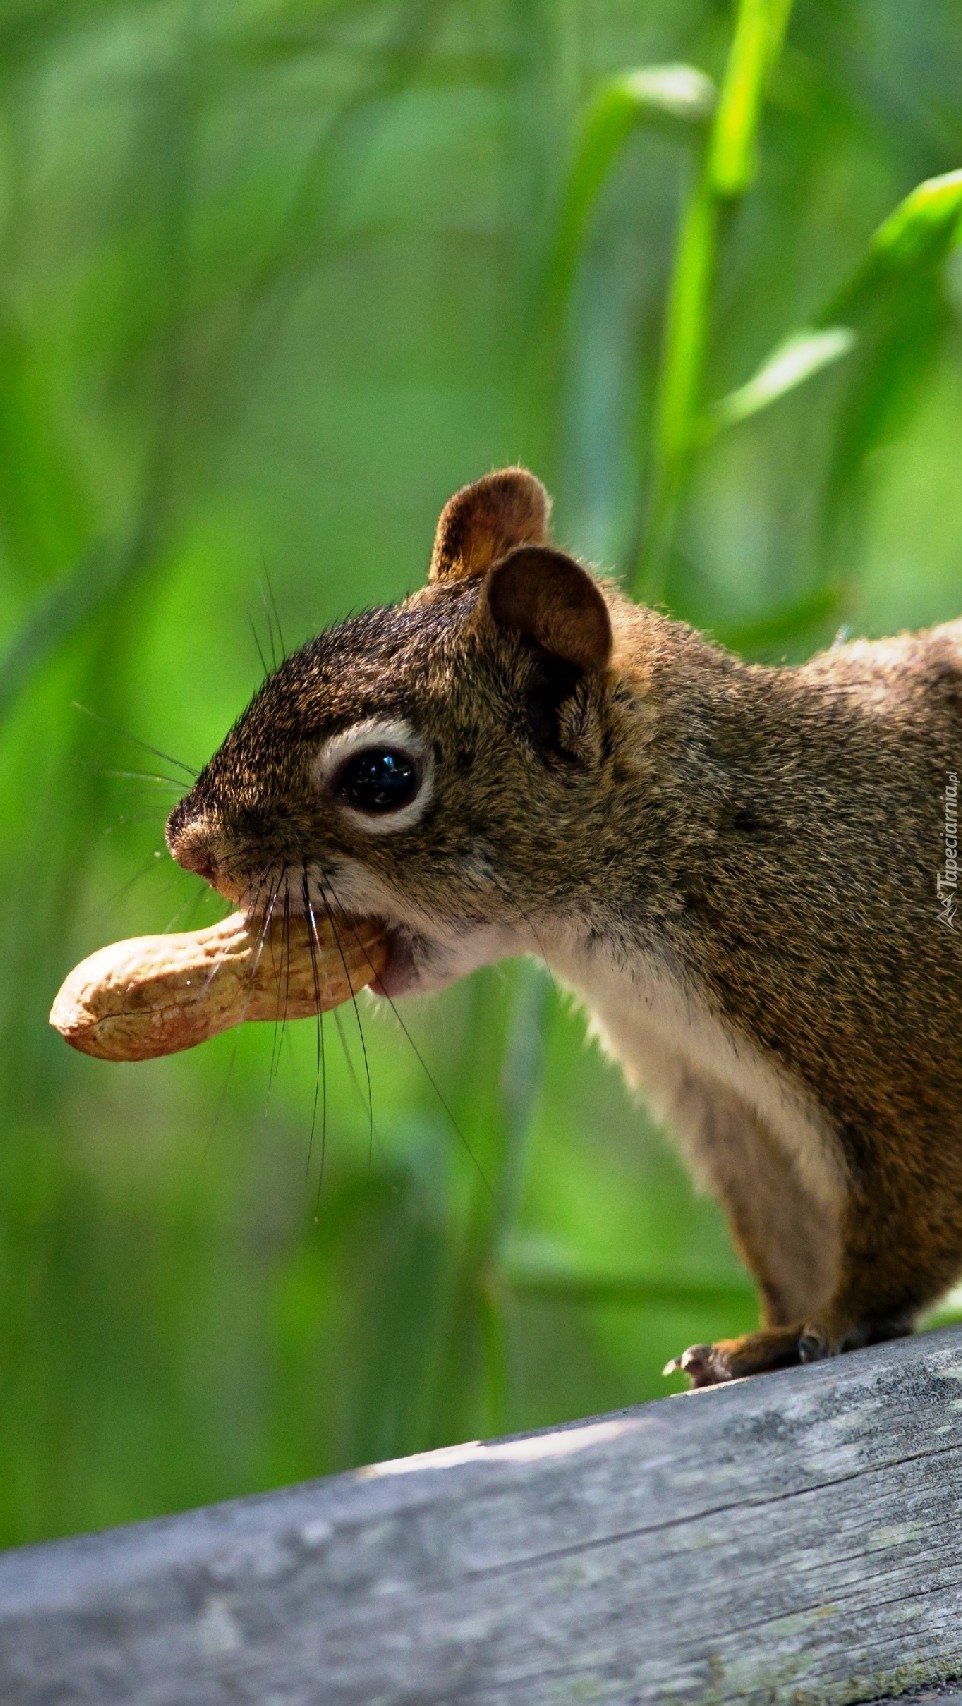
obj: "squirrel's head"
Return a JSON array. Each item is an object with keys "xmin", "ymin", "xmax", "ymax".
[{"xmin": 166, "ymin": 468, "xmax": 631, "ymax": 995}]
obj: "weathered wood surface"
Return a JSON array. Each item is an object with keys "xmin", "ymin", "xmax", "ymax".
[{"xmin": 3, "ymin": 1327, "xmax": 962, "ymax": 1706}]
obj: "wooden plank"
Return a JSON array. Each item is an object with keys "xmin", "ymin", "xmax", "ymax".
[
  {"xmin": 871, "ymin": 1694, "xmax": 962, "ymax": 1705},
  {"xmin": 3, "ymin": 1326, "xmax": 962, "ymax": 1705}
]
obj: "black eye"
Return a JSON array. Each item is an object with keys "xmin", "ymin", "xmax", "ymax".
[{"xmin": 335, "ymin": 748, "xmax": 421, "ymax": 814}]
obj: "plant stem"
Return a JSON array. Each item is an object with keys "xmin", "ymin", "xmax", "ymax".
[{"xmin": 633, "ymin": 0, "xmax": 795, "ymax": 601}]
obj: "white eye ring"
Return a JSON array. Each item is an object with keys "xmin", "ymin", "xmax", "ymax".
[{"xmin": 314, "ymin": 716, "xmax": 435, "ymax": 834}]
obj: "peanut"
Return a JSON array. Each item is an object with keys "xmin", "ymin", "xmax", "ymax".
[{"xmin": 50, "ymin": 911, "xmax": 387, "ymax": 1063}]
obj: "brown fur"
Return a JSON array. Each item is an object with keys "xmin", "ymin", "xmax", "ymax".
[{"xmin": 167, "ymin": 469, "xmax": 962, "ymax": 1386}]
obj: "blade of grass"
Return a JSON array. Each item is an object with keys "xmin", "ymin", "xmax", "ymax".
[
  {"xmin": 638, "ymin": 166, "xmax": 716, "ymax": 596},
  {"xmin": 705, "ymin": 327, "xmax": 857, "ymax": 437},
  {"xmin": 546, "ymin": 64, "xmax": 715, "ymax": 325},
  {"xmin": 524, "ymin": 62, "xmax": 713, "ymax": 476},
  {"xmin": 0, "ymin": 326, "xmax": 92, "ymax": 589},
  {"xmin": 702, "ymin": 168, "xmax": 962, "ymax": 441},
  {"xmin": 633, "ymin": 0, "xmax": 796, "ymax": 600},
  {"xmin": 709, "ymin": 0, "xmax": 794, "ymax": 196},
  {"xmin": 825, "ymin": 166, "xmax": 962, "ymax": 321}
]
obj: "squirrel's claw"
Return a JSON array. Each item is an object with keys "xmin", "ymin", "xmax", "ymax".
[
  {"xmin": 665, "ymin": 1324, "xmax": 825, "ymax": 1387},
  {"xmin": 663, "ymin": 1343, "xmax": 733, "ymax": 1388}
]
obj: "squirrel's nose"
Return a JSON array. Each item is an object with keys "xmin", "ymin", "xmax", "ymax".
[
  {"xmin": 177, "ymin": 845, "xmax": 217, "ymax": 884},
  {"xmin": 166, "ymin": 820, "xmax": 218, "ymax": 885}
]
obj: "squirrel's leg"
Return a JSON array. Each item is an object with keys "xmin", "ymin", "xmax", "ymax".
[
  {"xmin": 665, "ymin": 1079, "xmax": 839, "ymax": 1329},
  {"xmin": 671, "ymin": 1166, "xmax": 942, "ymax": 1388},
  {"xmin": 784, "ymin": 1165, "xmax": 953, "ymax": 1361},
  {"xmin": 711, "ymin": 1135, "xmax": 837, "ymax": 1332}
]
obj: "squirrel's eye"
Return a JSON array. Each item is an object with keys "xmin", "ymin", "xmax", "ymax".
[{"xmin": 335, "ymin": 748, "xmax": 420, "ymax": 815}]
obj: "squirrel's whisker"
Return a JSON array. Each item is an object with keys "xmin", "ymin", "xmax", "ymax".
[
  {"xmin": 321, "ymin": 871, "xmax": 493, "ymax": 1202},
  {"xmin": 515, "ymin": 904, "xmax": 562, "ymax": 1003},
  {"xmin": 73, "ymin": 703, "xmax": 199, "ymax": 779},
  {"xmin": 259, "ymin": 554, "xmax": 287, "ymax": 665},
  {"xmin": 332, "ymin": 1006, "xmax": 384, "ymax": 1158},
  {"xmin": 196, "ymin": 859, "xmax": 277, "ymax": 998},
  {"xmin": 96, "ymin": 768, "xmax": 187, "ymax": 790},
  {"xmin": 86, "ymin": 851, "xmax": 174, "ymax": 925},
  {"xmin": 315, "ymin": 879, "xmax": 374, "ymax": 1171},
  {"xmin": 247, "ymin": 611, "xmax": 271, "ymax": 684},
  {"xmin": 301, "ymin": 863, "xmax": 329, "ymax": 1193},
  {"xmin": 163, "ymin": 879, "xmax": 212, "ymax": 938},
  {"xmin": 266, "ymin": 886, "xmax": 294, "ymax": 1093},
  {"xmin": 101, "ymin": 815, "xmax": 173, "ymax": 834}
]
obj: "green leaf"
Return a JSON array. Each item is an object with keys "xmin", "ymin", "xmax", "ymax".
[
  {"xmin": 704, "ymin": 169, "xmax": 962, "ymax": 440},
  {"xmin": 705, "ymin": 326, "xmax": 856, "ymax": 435},
  {"xmin": 825, "ymin": 167, "xmax": 962, "ymax": 321}
]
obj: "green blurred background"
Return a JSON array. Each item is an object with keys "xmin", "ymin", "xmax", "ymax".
[{"xmin": 2, "ymin": 0, "xmax": 962, "ymax": 1549}]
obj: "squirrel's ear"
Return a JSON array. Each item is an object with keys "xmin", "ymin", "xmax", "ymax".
[
  {"xmin": 481, "ymin": 545, "xmax": 612, "ymax": 674},
  {"xmin": 429, "ymin": 467, "xmax": 550, "ymax": 584}
]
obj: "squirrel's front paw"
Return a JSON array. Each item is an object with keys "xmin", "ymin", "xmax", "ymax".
[
  {"xmin": 662, "ymin": 1342, "xmax": 735, "ymax": 1388},
  {"xmin": 664, "ymin": 1322, "xmax": 828, "ymax": 1388}
]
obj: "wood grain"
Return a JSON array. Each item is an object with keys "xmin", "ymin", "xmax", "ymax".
[{"xmin": 3, "ymin": 1327, "xmax": 962, "ymax": 1704}]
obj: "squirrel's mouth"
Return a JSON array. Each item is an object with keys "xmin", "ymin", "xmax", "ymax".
[
  {"xmin": 208, "ymin": 862, "xmax": 444, "ymax": 1003},
  {"xmin": 371, "ymin": 926, "xmax": 427, "ymax": 999}
]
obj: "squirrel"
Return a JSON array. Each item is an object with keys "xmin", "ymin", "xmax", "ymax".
[{"xmin": 166, "ymin": 467, "xmax": 962, "ymax": 1388}]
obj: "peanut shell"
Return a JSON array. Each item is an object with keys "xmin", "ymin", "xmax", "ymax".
[{"xmin": 50, "ymin": 911, "xmax": 387, "ymax": 1063}]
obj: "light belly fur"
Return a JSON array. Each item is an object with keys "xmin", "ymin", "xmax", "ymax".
[{"xmin": 547, "ymin": 939, "xmax": 845, "ymax": 1317}]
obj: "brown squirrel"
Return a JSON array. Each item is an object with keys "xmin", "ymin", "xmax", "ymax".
[{"xmin": 166, "ymin": 468, "xmax": 962, "ymax": 1388}]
